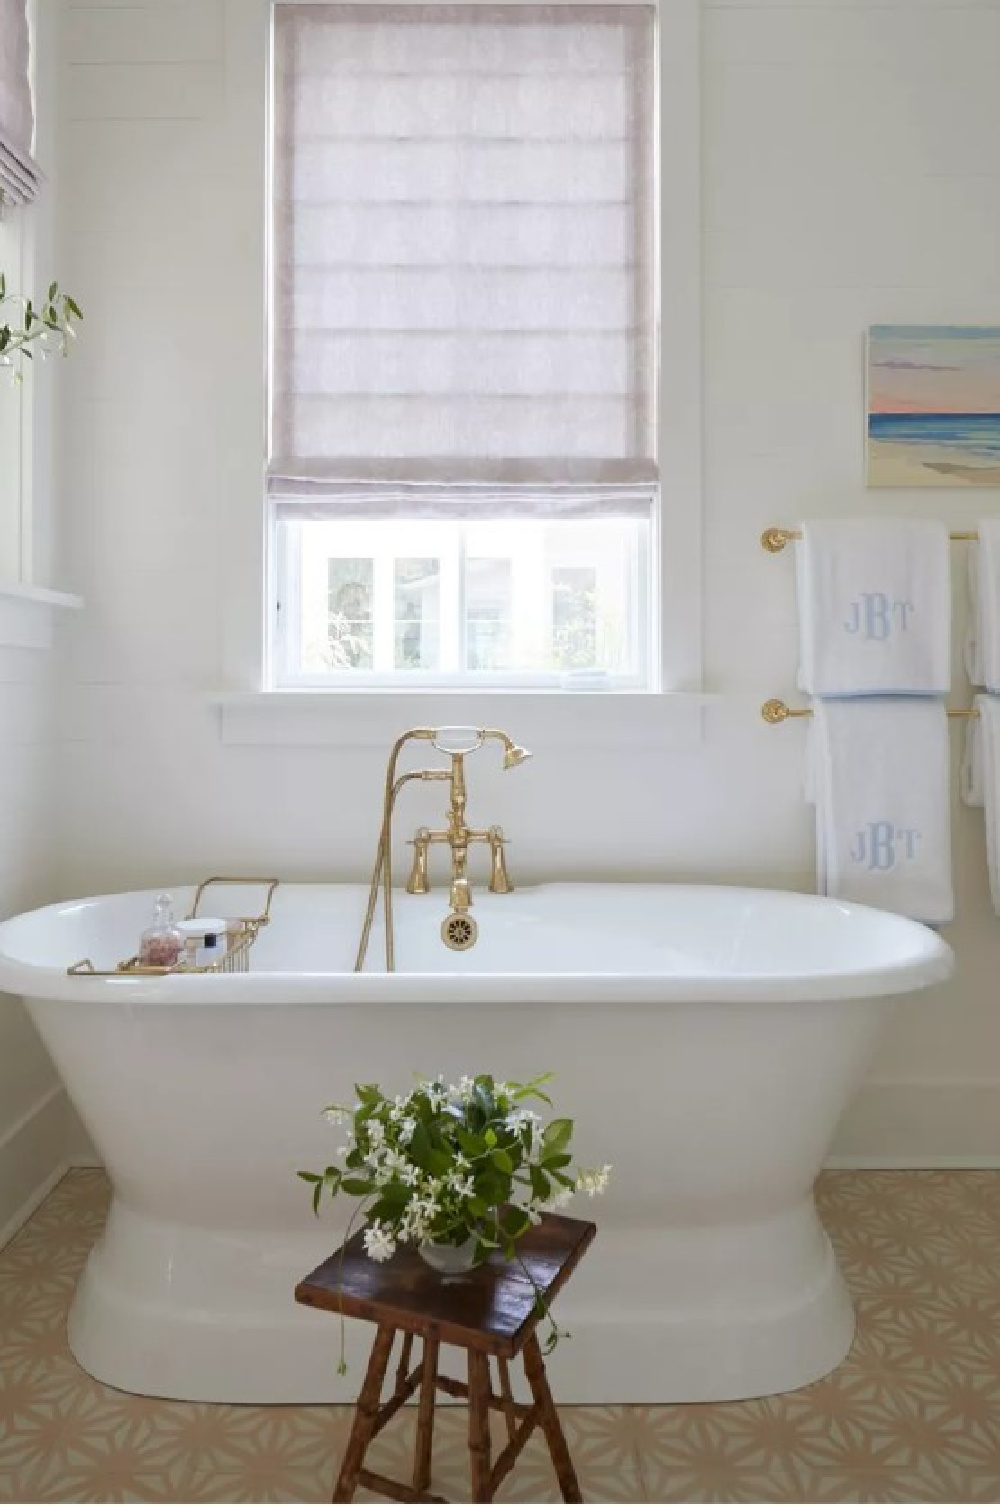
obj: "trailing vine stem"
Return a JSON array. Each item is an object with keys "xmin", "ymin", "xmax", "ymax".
[
  {"xmin": 333, "ymin": 1197, "xmax": 371, "ymax": 1376},
  {"xmin": 514, "ymin": 1248, "xmax": 570, "ymax": 1358}
]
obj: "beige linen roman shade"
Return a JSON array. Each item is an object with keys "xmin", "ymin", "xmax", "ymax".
[
  {"xmin": 0, "ymin": 0, "xmax": 40, "ymax": 206},
  {"xmin": 270, "ymin": 2, "xmax": 657, "ymax": 520}
]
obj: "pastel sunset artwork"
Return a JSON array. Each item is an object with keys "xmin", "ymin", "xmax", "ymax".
[{"xmin": 867, "ymin": 325, "xmax": 1000, "ymax": 487}]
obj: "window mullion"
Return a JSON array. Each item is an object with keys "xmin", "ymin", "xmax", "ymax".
[
  {"xmin": 435, "ymin": 528, "xmax": 461, "ymax": 676},
  {"xmin": 455, "ymin": 526, "xmax": 468, "ymax": 677},
  {"xmin": 274, "ymin": 520, "xmax": 298, "ymax": 686},
  {"xmin": 373, "ymin": 552, "xmax": 394, "ymax": 672}
]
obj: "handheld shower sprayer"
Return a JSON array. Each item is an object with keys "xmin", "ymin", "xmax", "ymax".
[{"xmin": 431, "ymin": 726, "xmax": 532, "ymax": 768}]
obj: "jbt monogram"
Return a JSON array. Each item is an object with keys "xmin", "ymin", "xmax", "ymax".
[
  {"xmin": 844, "ymin": 594, "xmax": 915, "ymax": 640},
  {"xmin": 850, "ymin": 821, "xmax": 922, "ymax": 871}
]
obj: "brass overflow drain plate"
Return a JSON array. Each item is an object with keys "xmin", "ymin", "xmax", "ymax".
[{"xmin": 441, "ymin": 912, "xmax": 478, "ymax": 950}]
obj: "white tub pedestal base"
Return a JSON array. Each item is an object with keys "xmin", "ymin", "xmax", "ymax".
[{"xmin": 67, "ymin": 1196, "xmax": 855, "ymax": 1404}]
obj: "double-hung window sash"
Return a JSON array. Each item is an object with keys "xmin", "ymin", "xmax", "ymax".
[
  {"xmin": 269, "ymin": 2, "xmax": 657, "ymax": 524},
  {"xmin": 0, "ymin": 0, "xmax": 40, "ymax": 207}
]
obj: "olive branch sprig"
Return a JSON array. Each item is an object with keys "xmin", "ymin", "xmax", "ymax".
[{"xmin": 0, "ymin": 274, "xmax": 83, "ymax": 377}]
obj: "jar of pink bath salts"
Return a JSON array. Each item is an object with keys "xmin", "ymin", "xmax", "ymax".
[{"xmin": 139, "ymin": 894, "xmax": 183, "ymax": 968}]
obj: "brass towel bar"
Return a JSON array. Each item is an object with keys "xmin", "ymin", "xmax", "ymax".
[
  {"xmin": 762, "ymin": 526, "xmax": 978, "ymax": 554},
  {"xmin": 762, "ymin": 698, "xmax": 979, "ymax": 725}
]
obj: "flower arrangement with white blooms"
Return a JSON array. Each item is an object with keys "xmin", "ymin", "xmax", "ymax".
[{"xmin": 299, "ymin": 1073, "xmax": 610, "ymax": 1361}]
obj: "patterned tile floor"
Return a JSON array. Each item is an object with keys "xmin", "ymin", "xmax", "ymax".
[{"xmin": 1, "ymin": 1170, "xmax": 1000, "ymax": 1503}]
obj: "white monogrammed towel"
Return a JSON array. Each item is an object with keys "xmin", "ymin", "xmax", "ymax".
[
  {"xmin": 964, "ymin": 520, "xmax": 1000, "ymax": 693},
  {"xmin": 807, "ymin": 699, "xmax": 953, "ymax": 924},
  {"xmin": 797, "ymin": 519, "xmax": 951, "ymax": 696},
  {"xmin": 960, "ymin": 694, "xmax": 1000, "ymax": 915}
]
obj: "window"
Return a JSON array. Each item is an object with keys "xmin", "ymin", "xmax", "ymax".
[
  {"xmin": 0, "ymin": 0, "xmax": 41, "ymax": 581},
  {"xmin": 268, "ymin": 2, "xmax": 657, "ymax": 688},
  {"xmin": 0, "ymin": 212, "xmax": 23, "ymax": 579}
]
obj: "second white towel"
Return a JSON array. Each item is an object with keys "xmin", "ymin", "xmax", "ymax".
[
  {"xmin": 960, "ymin": 694, "xmax": 1000, "ymax": 915},
  {"xmin": 807, "ymin": 699, "xmax": 953, "ymax": 924},
  {"xmin": 964, "ymin": 519, "xmax": 1000, "ymax": 692}
]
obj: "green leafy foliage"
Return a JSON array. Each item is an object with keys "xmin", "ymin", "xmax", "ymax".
[{"xmin": 0, "ymin": 271, "xmax": 83, "ymax": 378}]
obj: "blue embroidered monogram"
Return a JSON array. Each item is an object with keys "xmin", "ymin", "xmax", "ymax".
[
  {"xmin": 844, "ymin": 595, "xmax": 916, "ymax": 640},
  {"xmin": 850, "ymin": 822, "xmax": 922, "ymax": 870}
]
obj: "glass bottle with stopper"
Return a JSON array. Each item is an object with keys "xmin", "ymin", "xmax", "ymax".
[{"xmin": 139, "ymin": 893, "xmax": 183, "ymax": 968}]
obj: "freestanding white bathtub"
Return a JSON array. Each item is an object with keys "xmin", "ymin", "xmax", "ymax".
[{"xmin": 0, "ymin": 881, "xmax": 951, "ymax": 1405}]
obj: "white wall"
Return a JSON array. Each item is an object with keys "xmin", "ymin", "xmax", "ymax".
[{"xmin": 52, "ymin": 0, "xmax": 1000, "ymax": 1162}]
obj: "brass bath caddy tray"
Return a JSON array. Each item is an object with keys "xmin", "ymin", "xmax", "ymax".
[{"xmin": 67, "ymin": 877, "xmax": 280, "ymax": 978}]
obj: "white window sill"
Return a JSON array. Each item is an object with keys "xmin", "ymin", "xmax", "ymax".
[
  {"xmin": 0, "ymin": 583, "xmax": 84, "ymax": 649},
  {"xmin": 214, "ymin": 689, "xmax": 705, "ymax": 751}
]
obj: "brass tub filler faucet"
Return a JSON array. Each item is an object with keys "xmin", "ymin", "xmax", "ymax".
[{"xmin": 355, "ymin": 727, "xmax": 532, "ymax": 973}]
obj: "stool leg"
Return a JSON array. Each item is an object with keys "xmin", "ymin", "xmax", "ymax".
[
  {"xmin": 332, "ymin": 1324, "xmax": 395, "ymax": 1504},
  {"xmin": 395, "ymin": 1332, "xmax": 414, "ymax": 1394},
  {"xmin": 467, "ymin": 1350, "xmax": 493, "ymax": 1503},
  {"xmin": 496, "ymin": 1358, "xmax": 517, "ymax": 1444},
  {"xmin": 412, "ymin": 1337, "xmax": 439, "ymax": 1494},
  {"xmin": 522, "ymin": 1334, "xmax": 583, "ymax": 1504}
]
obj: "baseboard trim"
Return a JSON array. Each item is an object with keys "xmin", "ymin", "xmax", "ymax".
[
  {"xmin": 0, "ymin": 1082, "xmax": 63, "ymax": 1157},
  {"xmin": 65, "ymin": 1153, "xmax": 1000, "ymax": 1174},
  {"xmin": 0, "ymin": 1161, "xmax": 69, "ymax": 1251},
  {"xmin": 825, "ymin": 1154, "xmax": 1000, "ymax": 1170},
  {"xmin": 0, "ymin": 1082, "xmax": 69, "ymax": 1249},
  {"xmin": 59, "ymin": 1086, "xmax": 1000, "ymax": 1188},
  {"xmin": 831, "ymin": 1080, "xmax": 1000, "ymax": 1164}
]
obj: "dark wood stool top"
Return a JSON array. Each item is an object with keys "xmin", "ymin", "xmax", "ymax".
[{"xmin": 295, "ymin": 1212, "xmax": 596, "ymax": 1359}]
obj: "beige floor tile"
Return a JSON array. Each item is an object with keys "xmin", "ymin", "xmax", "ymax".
[
  {"xmin": 183, "ymin": 1468, "xmax": 336, "ymax": 1503},
  {"xmin": 634, "ymin": 1399, "xmax": 806, "ymax": 1503},
  {"xmin": 3, "ymin": 1170, "xmax": 1000, "ymax": 1504}
]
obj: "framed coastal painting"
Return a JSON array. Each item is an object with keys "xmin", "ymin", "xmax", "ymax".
[{"xmin": 867, "ymin": 325, "xmax": 1000, "ymax": 487}]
